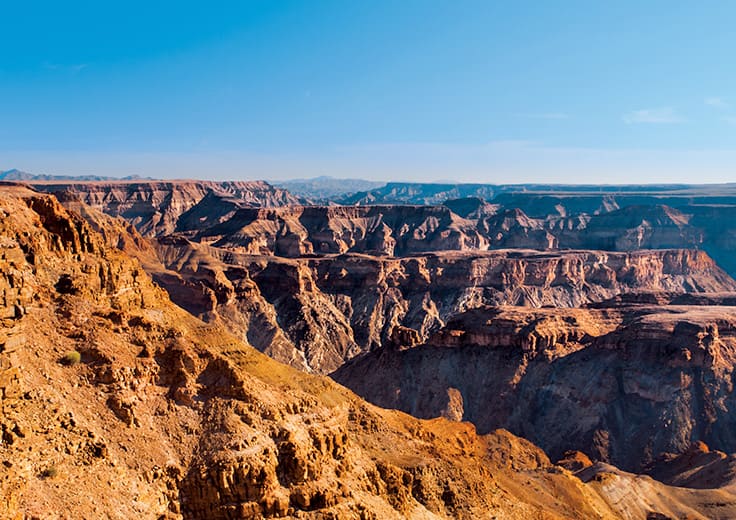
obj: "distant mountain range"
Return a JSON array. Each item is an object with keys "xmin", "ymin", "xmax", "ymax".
[
  {"xmin": 338, "ymin": 181, "xmax": 736, "ymax": 205},
  {"xmin": 0, "ymin": 168, "xmax": 153, "ymax": 182},
  {"xmin": 8, "ymin": 168, "xmax": 736, "ymax": 210},
  {"xmin": 272, "ymin": 175, "xmax": 385, "ymax": 200}
]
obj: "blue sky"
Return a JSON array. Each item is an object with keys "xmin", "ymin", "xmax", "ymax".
[{"xmin": 2, "ymin": 1, "xmax": 736, "ymax": 183}]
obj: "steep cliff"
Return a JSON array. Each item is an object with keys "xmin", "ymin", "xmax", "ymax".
[
  {"xmin": 6, "ymin": 187, "xmax": 733, "ymax": 519},
  {"xmin": 33, "ymin": 180, "xmax": 304, "ymax": 237},
  {"xmin": 333, "ymin": 302, "xmax": 736, "ymax": 473},
  {"xmin": 152, "ymin": 240, "xmax": 736, "ymax": 373},
  {"xmin": 179, "ymin": 204, "xmax": 487, "ymax": 257},
  {"xmin": 32, "ymin": 180, "xmax": 736, "ymax": 279}
]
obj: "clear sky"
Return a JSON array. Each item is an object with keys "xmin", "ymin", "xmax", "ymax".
[{"xmin": 2, "ymin": 1, "xmax": 736, "ymax": 183}]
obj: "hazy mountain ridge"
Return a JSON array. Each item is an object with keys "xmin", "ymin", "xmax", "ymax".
[
  {"xmin": 340, "ymin": 180, "xmax": 736, "ymax": 205},
  {"xmin": 0, "ymin": 168, "xmax": 153, "ymax": 182},
  {"xmin": 273, "ymin": 176, "xmax": 385, "ymax": 201}
]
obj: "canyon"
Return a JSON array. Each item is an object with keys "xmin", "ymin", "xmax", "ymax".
[
  {"xmin": 6, "ymin": 179, "xmax": 736, "ymax": 518},
  {"xmin": 2, "ymin": 184, "xmax": 623, "ymax": 519},
  {"xmin": 32, "ymin": 179, "xmax": 736, "ymax": 373},
  {"xmin": 334, "ymin": 301, "xmax": 736, "ymax": 472},
  {"xmin": 33, "ymin": 180, "xmax": 736, "ymax": 275}
]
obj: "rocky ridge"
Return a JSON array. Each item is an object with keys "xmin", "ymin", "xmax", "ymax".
[
  {"xmin": 31, "ymin": 180, "xmax": 305, "ymax": 237},
  {"xmin": 333, "ymin": 301, "xmax": 736, "ymax": 473},
  {"xmin": 6, "ymin": 186, "xmax": 736, "ymax": 518},
  {"xmin": 151, "ymin": 239, "xmax": 735, "ymax": 373},
  {"xmin": 32, "ymin": 180, "xmax": 736, "ymax": 278}
]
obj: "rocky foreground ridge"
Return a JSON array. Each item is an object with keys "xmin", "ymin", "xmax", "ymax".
[
  {"xmin": 12, "ymin": 180, "xmax": 736, "ymax": 518},
  {"xmin": 7, "ymin": 186, "xmax": 736, "ymax": 518}
]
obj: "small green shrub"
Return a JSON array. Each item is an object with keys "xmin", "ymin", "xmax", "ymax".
[
  {"xmin": 41, "ymin": 466, "xmax": 58, "ymax": 478},
  {"xmin": 61, "ymin": 351, "xmax": 81, "ymax": 366}
]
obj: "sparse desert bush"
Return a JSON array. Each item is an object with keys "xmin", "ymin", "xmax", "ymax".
[
  {"xmin": 61, "ymin": 350, "xmax": 81, "ymax": 366},
  {"xmin": 41, "ymin": 466, "xmax": 58, "ymax": 478}
]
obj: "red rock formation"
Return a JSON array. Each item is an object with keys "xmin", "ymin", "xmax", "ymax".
[
  {"xmin": 152, "ymin": 239, "xmax": 736, "ymax": 373},
  {"xmin": 33, "ymin": 180, "xmax": 304, "ymax": 237},
  {"xmin": 9, "ymin": 185, "xmax": 736, "ymax": 519},
  {"xmin": 333, "ymin": 303, "xmax": 736, "ymax": 473}
]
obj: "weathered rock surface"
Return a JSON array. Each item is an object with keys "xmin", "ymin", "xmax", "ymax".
[
  {"xmin": 645, "ymin": 440, "xmax": 736, "ymax": 489},
  {"xmin": 32, "ymin": 180, "xmax": 305, "ymax": 237},
  {"xmin": 333, "ymin": 302, "xmax": 736, "ymax": 473},
  {"xmin": 34, "ymin": 180, "xmax": 736, "ymax": 280},
  {"xmin": 6, "ymin": 184, "xmax": 713, "ymax": 519},
  {"xmin": 178, "ymin": 204, "xmax": 488, "ymax": 257},
  {"xmin": 341, "ymin": 183, "xmax": 736, "ymax": 276},
  {"xmin": 152, "ymin": 240, "xmax": 736, "ymax": 373}
]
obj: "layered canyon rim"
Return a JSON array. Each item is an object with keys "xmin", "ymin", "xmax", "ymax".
[
  {"xmin": 31, "ymin": 179, "xmax": 736, "ymax": 370},
  {"xmin": 8, "ymin": 4, "xmax": 736, "ymax": 517},
  {"xmin": 2, "ymin": 178, "xmax": 736, "ymax": 518}
]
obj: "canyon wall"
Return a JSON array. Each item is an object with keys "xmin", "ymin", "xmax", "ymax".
[
  {"xmin": 7, "ymin": 185, "xmax": 733, "ymax": 518},
  {"xmin": 33, "ymin": 180, "xmax": 736, "ymax": 278},
  {"xmin": 33, "ymin": 180, "xmax": 305, "ymax": 237},
  {"xmin": 333, "ymin": 302, "xmax": 736, "ymax": 473},
  {"xmin": 152, "ymin": 242, "xmax": 736, "ymax": 373}
]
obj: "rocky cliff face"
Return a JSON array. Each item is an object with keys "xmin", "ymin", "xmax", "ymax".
[
  {"xmin": 333, "ymin": 301, "xmax": 736, "ymax": 473},
  {"xmin": 32, "ymin": 180, "xmax": 305, "ymax": 237},
  {"xmin": 7, "ymin": 185, "xmax": 732, "ymax": 519},
  {"xmin": 340, "ymin": 183, "xmax": 736, "ymax": 278},
  {"xmin": 178, "ymin": 204, "xmax": 488, "ymax": 257},
  {"xmin": 151, "ymin": 240, "xmax": 736, "ymax": 373},
  {"xmin": 34, "ymin": 180, "xmax": 736, "ymax": 278}
]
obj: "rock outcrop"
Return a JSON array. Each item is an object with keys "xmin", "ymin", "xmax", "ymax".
[
  {"xmin": 333, "ymin": 302, "xmax": 736, "ymax": 473},
  {"xmin": 8, "ymin": 185, "xmax": 736, "ymax": 518},
  {"xmin": 152, "ymin": 240, "xmax": 736, "ymax": 373},
  {"xmin": 32, "ymin": 180, "xmax": 305, "ymax": 237}
]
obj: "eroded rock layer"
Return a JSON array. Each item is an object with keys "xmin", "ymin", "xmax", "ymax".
[
  {"xmin": 333, "ymin": 302, "xmax": 736, "ymax": 473},
  {"xmin": 151, "ymin": 238, "xmax": 736, "ymax": 373},
  {"xmin": 7, "ymin": 187, "xmax": 736, "ymax": 519},
  {"xmin": 34, "ymin": 180, "xmax": 736, "ymax": 278},
  {"xmin": 32, "ymin": 180, "xmax": 304, "ymax": 237}
]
